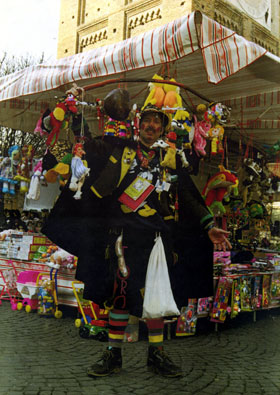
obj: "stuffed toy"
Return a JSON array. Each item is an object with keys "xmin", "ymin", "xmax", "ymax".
[
  {"xmin": 44, "ymin": 153, "xmax": 72, "ymax": 186},
  {"xmin": 0, "ymin": 145, "xmax": 21, "ymax": 195},
  {"xmin": 14, "ymin": 145, "xmax": 34, "ymax": 193},
  {"xmin": 37, "ymin": 95, "xmax": 78, "ymax": 148},
  {"xmin": 205, "ymin": 102, "xmax": 230, "ymax": 125},
  {"xmin": 208, "ymin": 124, "xmax": 224, "ymax": 156},
  {"xmin": 171, "ymin": 110, "xmax": 193, "ymax": 150},
  {"xmin": 0, "ymin": 229, "xmax": 12, "ymax": 241},
  {"xmin": 142, "ymin": 74, "xmax": 165, "ymax": 109},
  {"xmin": 193, "ymin": 115, "xmax": 211, "ymax": 157},
  {"xmin": 69, "ymin": 143, "xmax": 90, "ymax": 199},
  {"xmin": 202, "ymin": 165, "xmax": 239, "ymax": 216},
  {"xmin": 159, "ymin": 131, "xmax": 177, "ymax": 170},
  {"xmin": 163, "ymin": 78, "xmax": 183, "ymax": 112},
  {"xmin": 26, "ymin": 160, "xmax": 45, "ymax": 201},
  {"xmin": 48, "ymin": 248, "xmax": 76, "ymax": 270}
]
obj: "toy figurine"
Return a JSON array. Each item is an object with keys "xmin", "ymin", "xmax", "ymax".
[{"xmin": 69, "ymin": 143, "xmax": 90, "ymax": 199}]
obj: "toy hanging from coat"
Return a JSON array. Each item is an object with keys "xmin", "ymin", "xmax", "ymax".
[
  {"xmin": 69, "ymin": 143, "xmax": 90, "ymax": 200},
  {"xmin": 171, "ymin": 109, "xmax": 193, "ymax": 151},
  {"xmin": 35, "ymin": 94, "xmax": 78, "ymax": 148}
]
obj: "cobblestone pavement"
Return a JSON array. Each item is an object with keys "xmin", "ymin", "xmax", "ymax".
[{"xmin": 0, "ymin": 301, "xmax": 280, "ymax": 395}]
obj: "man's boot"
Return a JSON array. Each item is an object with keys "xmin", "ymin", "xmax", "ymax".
[
  {"xmin": 147, "ymin": 345, "xmax": 183, "ymax": 377},
  {"xmin": 87, "ymin": 347, "xmax": 122, "ymax": 377}
]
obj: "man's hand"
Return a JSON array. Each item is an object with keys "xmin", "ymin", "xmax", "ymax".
[{"xmin": 208, "ymin": 227, "xmax": 232, "ymax": 251}]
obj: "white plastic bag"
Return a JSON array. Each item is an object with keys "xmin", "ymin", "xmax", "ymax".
[{"xmin": 142, "ymin": 235, "xmax": 180, "ymax": 319}]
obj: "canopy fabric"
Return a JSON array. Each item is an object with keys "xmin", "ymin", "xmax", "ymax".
[{"xmin": 0, "ymin": 10, "xmax": 279, "ymax": 151}]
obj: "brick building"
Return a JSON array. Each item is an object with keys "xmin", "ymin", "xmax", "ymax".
[{"xmin": 57, "ymin": 0, "xmax": 280, "ymax": 58}]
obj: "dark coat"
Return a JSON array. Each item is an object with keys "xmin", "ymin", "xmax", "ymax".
[{"xmin": 42, "ymin": 137, "xmax": 213, "ymax": 309}]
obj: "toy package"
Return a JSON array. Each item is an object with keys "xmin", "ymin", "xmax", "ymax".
[
  {"xmin": 176, "ymin": 299, "xmax": 198, "ymax": 336},
  {"xmin": 37, "ymin": 269, "xmax": 62, "ymax": 318},
  {"xmin": 197, "ymin": 297, "xmax": 212, "ymax": 317},
  {"xmin": 270, "ymin": 273, "xmax": 280, "ymax": 307},
  {"xmin": 211, "ymin": 277, "xmax": 232, "ymax": 323},
  {"xmin": 251, "ymin": 276, "xmax": 262, "ymax": 310},
  {"xmin": 240, "ymin": 276, "xmax": 252, "ymax": 311},
  {"xmin": 262, "ymin": 274, "xmax": 271, "ymax": 308},
  {"xmin": 230, "ymin": 278, "xmax": 241, "ymax": 318}
]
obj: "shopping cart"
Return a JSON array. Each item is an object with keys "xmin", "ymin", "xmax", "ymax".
[
  {"xmin": 72, "ymin": 281, "xmax": 108, "ymax": 340},
  {"xmin": 0, "ymin": 260, "xmax": 21, "ymax": 310}
]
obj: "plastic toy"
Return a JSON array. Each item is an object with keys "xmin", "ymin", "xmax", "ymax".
[
  {"xmin": 16, "ymin": 270, "xmax": 41, "ymax": 313},
  {"xmin": 72, "ymin": 281, "xmax": 108, "ymax": 341},
  {"xmin": 0, "ymin": 260, "xmax": 21, "ymax": 309}
]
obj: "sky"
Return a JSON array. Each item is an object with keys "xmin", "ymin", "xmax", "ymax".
[{"xmin": 0, "ymin": 0, "xmax": 61, "ymax": 61}]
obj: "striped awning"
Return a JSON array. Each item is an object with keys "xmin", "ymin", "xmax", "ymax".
[{"xmin": 0, "ymin": 10, "xmax": 279, "ymax": 150}]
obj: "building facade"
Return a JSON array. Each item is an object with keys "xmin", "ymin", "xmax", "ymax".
[{"xmin": 57, "ymin": 0, "xmax": 280, "ymax": 58}]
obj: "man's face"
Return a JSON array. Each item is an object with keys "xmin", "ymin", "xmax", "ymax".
[{"xmin": 139, "ymin": 112, "xmax": 163, "ymax": 147}]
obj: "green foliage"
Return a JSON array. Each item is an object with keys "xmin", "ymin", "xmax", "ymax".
[{"xmin": 0, "ymin": 52, "xmax": 46, "ymax": 157}]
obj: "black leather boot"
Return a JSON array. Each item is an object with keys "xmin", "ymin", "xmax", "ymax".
[
  {"xmin": 147, "ymin": 345, "xmax": 183, "ymax": 377},
  {"xmin": 87, "ymin": 347, "xmax": 122, "ymax": 377}
]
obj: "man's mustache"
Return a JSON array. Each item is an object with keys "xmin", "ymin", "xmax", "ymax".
[{"xmin": 145, "ymin": 127, "xmax": 157, "ymax": 133}]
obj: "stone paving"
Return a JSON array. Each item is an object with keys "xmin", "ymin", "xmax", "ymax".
[{"xmin": 0, "ymin": 301, "xmax": 280, "ymax": 395}]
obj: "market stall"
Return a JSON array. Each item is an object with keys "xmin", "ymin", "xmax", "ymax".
[{"xmin": 0, "ymin": 10, "xmax": 279, "ymax": 331}]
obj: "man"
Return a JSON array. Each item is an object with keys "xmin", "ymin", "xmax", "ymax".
[
  {"xmin": 85, "ymin": 106, "xmax": 231, "ymax": 378},
  {"xmin": 42, "ymin": 102, "xmax": 231, "ymax": 379}
]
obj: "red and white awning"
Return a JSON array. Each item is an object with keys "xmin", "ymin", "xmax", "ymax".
[{"xmin": 0, "ymin": 10, "xmax": 279, "ymax": 148}]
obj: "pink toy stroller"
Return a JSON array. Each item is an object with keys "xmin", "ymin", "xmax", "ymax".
[
  {"xmin": 0, "ymin": 260, "xmax": 21, "ymax": 310},
  {"xmin": 16, "ymin": 270, "xmax": 42, "ymax": 313}
]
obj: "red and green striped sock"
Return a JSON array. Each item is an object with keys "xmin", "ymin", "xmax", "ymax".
[{"xmin": 108, "ymin": 308, "xmax": 129, "ymax": 348}]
